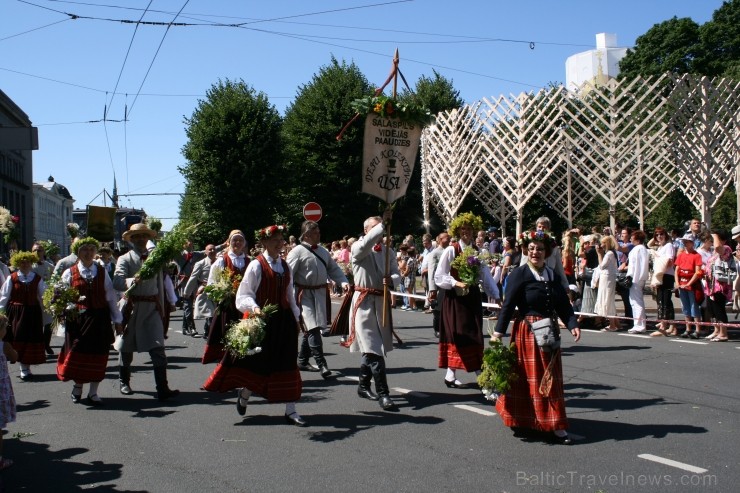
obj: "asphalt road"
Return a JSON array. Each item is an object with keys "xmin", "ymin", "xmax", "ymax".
[{"xmin": 3, "ymin": 302, "xmax": 739, "ymax": 493}]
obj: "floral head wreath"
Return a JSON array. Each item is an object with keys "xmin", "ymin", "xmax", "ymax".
[
  {"xmin": 255, "ymin": 224, "xmax": 288, "ymax": 241},
  {"xmin": 448, "ymin": 212, "xmax": 484, "ymax": 239},
  {"xmin": 517, "ymin": 230, "xmax": 555, "ymax": 249},
  {"xmin": 72, "ymin": 236, "xmax": 100, "ymax": 255},
  {"xmin": 10, "ymin": 251, "xmax": 39, "ymax": 268}
]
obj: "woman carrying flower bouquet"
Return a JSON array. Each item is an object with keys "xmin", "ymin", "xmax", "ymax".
[
  {"xmin": 57, "ymin": 238, "xmax": 123, "ymax": 406},
  {"xmin": 0, "ymin": 251, "xmax": 47, "ymax": 380},
  {"xmin": 492, "ymin": 231, "xmax": 581, "ymax": 445},
  {"xmin": 203, "ymin": 225, "xmax": 305, "ymax": 426},
  {"xmin": 202, "ymin": 230, "xmax": 249, "ymax": 364},
  {"xmin": 434, "ymin": 212, "xmax": 500, "ymax": 389}
]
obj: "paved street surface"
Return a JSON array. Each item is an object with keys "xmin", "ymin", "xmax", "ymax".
[{"xmin": 3, "ymin": 297, "xmax": 739, "ymax": 492}]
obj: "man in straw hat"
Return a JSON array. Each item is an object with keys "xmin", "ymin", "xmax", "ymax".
[
  {"xmin": 113, "ymin": 222, "xmax": 179, "ymax": 401},
  {"xmin": 287, "ymin": 220, "xmax": 349, "ymax": 378}
]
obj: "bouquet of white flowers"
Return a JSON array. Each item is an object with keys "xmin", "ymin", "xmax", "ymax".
[
  {"xmin": 42, "ymin": 277, "xmax": 84, "ymax": 327},
  {"xmin": 224, "ymin": 304, "xmax": 278, "ymax": 358}
]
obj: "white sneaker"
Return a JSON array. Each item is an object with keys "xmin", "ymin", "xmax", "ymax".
[{"xmin": 628, "ymin": 327, "xmax": 646, "ymax": 334}]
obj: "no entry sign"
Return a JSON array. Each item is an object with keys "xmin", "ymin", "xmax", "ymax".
[{"xmin": 303, "ymin": 202, "xmax": 322, "ymax": 222}]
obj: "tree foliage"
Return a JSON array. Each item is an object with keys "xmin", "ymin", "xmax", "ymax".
[
  {"xmin": 281, "ymin": 57, "xmax": 373, "ymax": 240},
  {"xmin": 179, "ymin": 79, "xmax": 283, "ymax": 247}
]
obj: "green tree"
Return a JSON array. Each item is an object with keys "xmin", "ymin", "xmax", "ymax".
[
  {"xmin": 618, "ymin": 17, "xmax": 702, "ymax": 79},
  {"xmin": 281, "ymin": 57, "xmax": 373, "ymax": 240},
  {"xmin": 179, "ymin": 79, "xmax": 283, "ymax": 246},
  {"xmin": 400, "ymin": 69, "xmax": 465, "ymax": 115},
  {"xmin": 698, "ymin": 0, "xmax": 740, "ymax": 76}
]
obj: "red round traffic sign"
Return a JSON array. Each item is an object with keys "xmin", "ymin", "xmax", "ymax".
[{"xmin": 303, "ymin": 202, "xmax": 322, "ymax": 221}]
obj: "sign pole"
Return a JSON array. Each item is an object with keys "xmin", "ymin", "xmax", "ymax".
[{"xmin": 383, "ymin": 48, "xmax": 400, "ymax": 327}]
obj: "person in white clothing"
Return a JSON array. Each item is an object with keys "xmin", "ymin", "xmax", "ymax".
[{"xmin": 626, "ymin": 230, "xmax": 650, "ymax": 334}]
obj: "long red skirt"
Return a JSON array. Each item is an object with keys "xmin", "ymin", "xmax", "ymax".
[
  {"xmin": 57, "ymin": 308, "xmax": 113, "ymax": 383},
  {"xmin": 438, "ymin": 286, "xmax": 483, "ymax": 371},
  {"xmin": 203, "ymin": 309, "xmax": 301, "ymax": 403},
  {"xmin": 202, "ymin": 302, "xmax": 241, "ymax": 364},
  {"xmin": 5, "ymin": 304, "xmax": 45, "ymax": 365},
  {"xmin": 495, "ymin": 317, "xmax": 568, "ymax": 432}
]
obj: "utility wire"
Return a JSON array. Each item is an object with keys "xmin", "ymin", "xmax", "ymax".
[
  {"xmin": 0, "ymin": 17, "xmax": 71, "ymax": 41},
  {"xmin": 127, "ymin": 0, "xmax": 190, "ymax": 118}
]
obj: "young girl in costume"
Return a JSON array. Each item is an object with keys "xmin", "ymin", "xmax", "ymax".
[{"xmin": 0, "ymin": 313, "xmax": 18, "ymax": 470}]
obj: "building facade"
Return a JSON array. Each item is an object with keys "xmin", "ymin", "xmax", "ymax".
[
  {"xmin": 33, "ymin": 177, "xmax": 75, "ymax": 256},
  {"xmin": 0, "ymin": 89, "xmax": 36, "ymax": 254}
]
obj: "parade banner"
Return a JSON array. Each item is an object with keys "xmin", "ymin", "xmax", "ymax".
[{"xmin": 362, "ymin": 113, "xmax": 422, "ymax": 204}]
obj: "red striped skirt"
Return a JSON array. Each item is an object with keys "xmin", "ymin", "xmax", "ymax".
[
  {"xmin": 57, "ymin": 350, "xmax": 109, "ymax": 383},
  {"xmin": 438, "ymin": 287, "xmax": 483, "ymax": 371},
  {"xmin": 495, "ymin": 316, "xmax": 568, "ymax": 431}
]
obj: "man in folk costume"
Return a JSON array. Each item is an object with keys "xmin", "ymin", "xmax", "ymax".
[
  {"xmin": 287, "ymin": 221, "xmax": 349, "ymax": 378},
  {"xmin": 183, "ymin": 244, "xmax": 217, "ymax": 338},
  {"xmin": 434, "ymin": 212, "xmax": 500, "ymax": 389},
  {"xmin": 176, "ymin": 239, "xmax": 224, "ymax": 336},
  {"xmin": 31, "ymin": 242, "xmax": 56, "ymax": 355},
  {"xmin": 113, "ymin": 223, "xmax": 179, "ymax": 401},
  {"xmin": 0, "ymin": 251, "xmax": 47, "ymax": 380},
  {"xmin": 346, "ymin": 209, "xmax": 401, "ymax": 411}
]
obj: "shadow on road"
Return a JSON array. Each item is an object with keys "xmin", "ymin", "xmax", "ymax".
[
  {"xmin": 1, "ymin": 439, "xmax": 147, "ymax": 492},
  {"xmin": 567, "ymin": 417, "xmax": 707, "ymax": 443}
]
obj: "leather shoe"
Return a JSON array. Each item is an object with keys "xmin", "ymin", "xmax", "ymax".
[
  {"xmin": 86, "ymin": 395, "xmax": 104, "ymax": 407},
  {"xmin": 45, "ymin": 346, "xmax": 55, "ymax": 355},
  {"xmin": 357, "ymin": 386, "xmax": 379, "ymax": 401},
  {"xmin": 284, "ymin": 412, "xmax": 308, "ymax": 427},
  {"xmin": 378, "ymin": 395, "xmax": 397, "ymax": 411},
  {"xmin": 297, "ymin": 363, "xmax": 320, "ymax": 372},
  {"xmin": 236, "ymin": 397, "xmax": 247, "ymax": 416},
  {"xmin": 319, "ymin": 365, "xmax": 332, "ymax": 379},
  {"xmin": 444, "ymin": 378, "xmax": 463, "ymax": 388},
  {"xmin": 120, "ymin": 383, "xmax": 133, "ymax": 395}
]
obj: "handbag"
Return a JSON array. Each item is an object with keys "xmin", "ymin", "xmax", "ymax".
[
  {"xmin": 616, "ymin": 272, "xmax": 633, "ymax": 289},
  {"xmin": 712, "ymin": 257, "xmax": 737, "ymax": 285},
  {"xmin": 580, "ymin": 267, "xmax": 594, "ymax": 284},
  {"xmin": 530, "ymin": 317, "xmax": 561, "ymax": 352}
]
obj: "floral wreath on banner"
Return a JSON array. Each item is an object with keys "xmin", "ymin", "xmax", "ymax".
[
  {"xmin": 349, "ymin": 94, "xmax": 432, "ymax": 126},
  {"xmin": 255, "ymin": 224, "xmax": 288, "ymax": 241},
  {"xmin": 517, "ymin": 230, "xmax": 555, "ymax": 249}
]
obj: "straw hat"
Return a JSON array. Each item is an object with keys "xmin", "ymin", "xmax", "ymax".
[{"xmin": 122, "ymin": 223, "xmax": 157, "ymax": 242}]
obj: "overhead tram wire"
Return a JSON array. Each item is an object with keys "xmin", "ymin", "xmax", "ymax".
[
  {"xmin": 0, "ymin": 18, "xmax": 72, "ymax": 41},
  {"xmin": 127, "ymin": 0, "xmax": 191, "ymax": 119}
]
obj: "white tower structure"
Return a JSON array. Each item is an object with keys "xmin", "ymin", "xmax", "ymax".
[{"xmin": 565, "ymin": 33, "xmax": 627, "ymax": 91}]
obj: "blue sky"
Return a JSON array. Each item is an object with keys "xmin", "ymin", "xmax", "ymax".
[{"xmin": 2, "ymin": 0, "xmax": 725, "ymax": 231}]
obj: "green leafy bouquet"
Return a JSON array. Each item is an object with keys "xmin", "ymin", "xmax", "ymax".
[
  {"xmin": 125, "ymin": 221, "xmax": 196, "ymax": 296},
  {"xmin": 224, "ymin": 304, "xmax": 278, "ymax": 357},
  {"xmin": 477, "ymin": 334, "xmax": 519, "ymax": 402},
  {"xmin": 451, "ymin": 246, "xmax": 483, "ymax": 288},
  {"xmin": 204, "ymin": 268, "xmax": 243, "ymax": 307},
  {"xmin": 42, "ymin": 276, "xmax": 83, "ymax": 326}
]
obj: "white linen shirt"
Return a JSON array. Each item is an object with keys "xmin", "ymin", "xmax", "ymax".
[
  {"xmin": 235, "ymin": 253, "xmax": 300, "ymax": 321},
  {"xmin": 0, "ymin": 271, "xmax": 46, "ymax": 309},
  {"xmin": 434, "ymin": 240, "xmax": 500, "ymax": 299},
  {"xmin": 61, "ymin": 261, "xmax": 123, "ymax": 324}
]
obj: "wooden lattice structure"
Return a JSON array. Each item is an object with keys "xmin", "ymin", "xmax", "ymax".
[{"xmin": 421, "ymin": 73, "xmax": 740, "ymax": 233}]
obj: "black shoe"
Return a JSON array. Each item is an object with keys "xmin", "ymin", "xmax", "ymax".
[
  {"xmin": 297, "ymin": 363, "xmax": 320, "ymax": 372},
  {"xmin": 190, "ymin": 330, "xmax": 199, "ymax": 337},
  {"xmin": 86, "ymin": 395, "xmax": 104, "ymax": 407},
  {"xmin": 236, "ymin": 396, "xmax": 247, "ymax": 416},
  {"xmin": 357, "ymin": 386, "xmax": 379, "ymax": 401},
  {"xmin": 71, "ymin": 386, "xmax": 82, "ymax": 403},
  {"xmin": 689, "ymin": 332, "xmax": 700, "ymax": 340},
  {"xmin": 119, "ymin": 383, "xmax": 133, "ymax": 395},
  {"xmin": 284, "ymin": 412, "xmax": 307, "ymax": 427},
  {"xmin": 551, "ymin": 432, "xmax": 572, "ymax": 445},
  {"xmin": 45, "ymin": 346, "xmax": 55, "ymax": 355},
  {"xmin": 319, "ymin": 365, "xmax": 332, "ymax": 379},
  {"xmin": 433, "ymin": 330, "xmax": 440, "ymax": 338},
  {"xmin": 444, "ymin": 378, "xmax": 463, "ymax": 388},
  {"xmin": 680, "ymin": 332, "xmax": 691, "ymax": 339},
  {"xmin": 19, "ymin": 373, "xmax": 33, "ymax": 381},
  {"xmin": 378, "ymin": 395, "xmax": 397, "ymax": 411},
  {"xmin": 157, "ymin": 388, "xmax": 180, "ymax": 402}
]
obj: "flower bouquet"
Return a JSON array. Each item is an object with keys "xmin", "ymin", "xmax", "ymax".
[
  {"xmin": 42, "ymin": 277, "xmax": 85, "ymax": 327},
  {"xmin": 450, "ymin": 246, "xmax": 482, "ymax": 295},
  {"xmin": 125, "ymin": 221, "xmax": 197, "ymax": 296},
  {"xmin": 204, "ymin": 268, "xmax": 242, "ymax": 307},
  {"xmin": 224, "ymin": 304, "xmax": 278, "ymax": 357},
  {"xmin": 477, "ymin": 332, "xmax": 518, "ymax": 402},
  {"xmin": 0, "ymin": 207, "xmax": 20, "ymax": 244}
]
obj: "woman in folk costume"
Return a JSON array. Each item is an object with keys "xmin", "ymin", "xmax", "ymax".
[
  {"xmin": 203, "ymin": 225, "xmax": 306, "ymax": 426},
  {"xmin": 0, "ymin": 251, "xmax": 46, "ymax": 381},
  {"xmin": 433, "ymin": 212, "xmax": 500, "ymax": 388},
  {"xmin": 202, "ymin": 230, "xmax": 249, "ymax": 364},
  {"xmin": 492, "ymin": 231, "xmax": 581, "ymax": 445},
  {"xmin": 57, "ymin": 238, "xmax": 123, "ymax": 406}
]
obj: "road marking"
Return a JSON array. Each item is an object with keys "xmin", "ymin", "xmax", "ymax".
[
  {"xmin": 343, "ymin": 376, "xmax": 359, "ymax": 382},
  {"xmin": 453, "ymin": 404, "xmax": 496, "ymax": 416},
  {"xmin": 392, "ymin": 387, "xmax": 429, "ymax": 398},
  {"xmin": 638, "ymin": 454, "xmax": 708, "ymax": 474},
  {"xmin": 669, "ymin": 339, "xmax": 707, "ymax": 345},
  {"xmin": 619, "ymin": 333, "xmax": 652, "ymax": 338}
]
